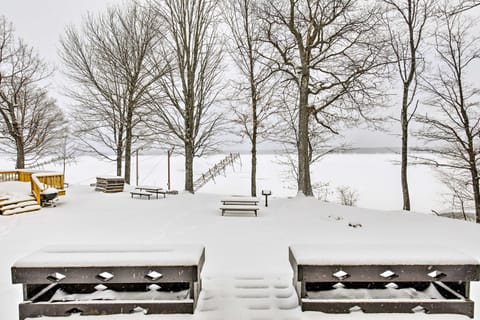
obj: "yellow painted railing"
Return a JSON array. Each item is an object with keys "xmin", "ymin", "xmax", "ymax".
[
  {"xmin": 0, "ymin": 171, "xmax": 19, "ymax": 182},
  {"xmin": 0, "ymin": 170, "xmax": 65, "ymax": 204}
]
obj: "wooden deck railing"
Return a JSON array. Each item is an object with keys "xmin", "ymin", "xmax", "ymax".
[
  {"xmin": 0, "ymin": 170, "xmax": 65, "ymax": 204},
  {"xmin": 0, "ymin": 171, "xmax": 19, "ymax": 182}
]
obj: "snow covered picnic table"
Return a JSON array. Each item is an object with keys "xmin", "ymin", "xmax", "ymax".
[
  {"xmin": 220, "ymin": 196, "xmax": 260, "ymax": 205},
  {"xmin": 220, "ymin": 196, "xmax": 261, "ymax": 216},
  {"xmin": 11, "ymin": 244, "xmax": 205, "ymax": 319},
  {"xmin": 289, "ymin": 244, "xmax": 480, "ymax": 317},
  {"xmin": 134, "ymin": 186, "xmax": 166, "ymax": 199}
]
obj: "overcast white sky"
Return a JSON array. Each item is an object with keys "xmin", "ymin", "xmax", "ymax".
[{"xmin": 0, "ymin": 0, "xmax": 402, "ymax": 148}]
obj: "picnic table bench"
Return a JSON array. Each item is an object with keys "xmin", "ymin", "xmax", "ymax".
[
  {"xmin": 130, "ymin": 191, "xmax": 153, "ymax": 199},
  {"xmin": 11, "ymin": 244, "xmax": 205, "ymax": 319},
  {"xmin": 135, "ymin": 186, "xmax": 166, "ymax": 199},
  {"xmin": 220, "ymin": 196, "xmax": 260, "ymax": 216},
  {"xmin": 289, "ymin": 244, "xmax": 480, "ymax": 318},
  {"xmin": 220, "ymin": 204, "xmax": 260, "ymax": 216}
]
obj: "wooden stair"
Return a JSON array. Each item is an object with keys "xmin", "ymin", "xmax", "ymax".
[{"xmin": 0, "ymin": 196, "xmax": 41, "ymax": 216}]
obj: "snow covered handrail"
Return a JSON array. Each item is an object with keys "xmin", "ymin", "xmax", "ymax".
[
  {"xmin": 193, "ymin": 153, "xmax": 241, "ymax": 192},
  {"xmin": 31, "ymin": 173, "xmax": 65, "ymax": 204},
  {"xmin": 289, "ymin": 244, "xmax": 480, "ymax": 318}
]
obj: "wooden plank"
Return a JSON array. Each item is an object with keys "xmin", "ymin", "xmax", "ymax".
[
  {"xmin": 2, "ymin": 205, "xmax": 41, "ymax": 216},
  {"xmin": 301, "ymin": 299, "xmax": 474, "ymax": 317},
  {"xmin": 301, "ymin": 264, "xmax": 480, "ymax": 282},
  {"xmin": 220, "ymin": 205, "xmax": 259, "ymax": 216},
  {"xmin": 1, "ymin": 200, "xmax": 38, "ymax": 211},
  {"xmin": 19, "ymin": 300, "xmax": 195, "ymax": 320},
  {"xmin": 0, "ymin": 197, "xmax": 36, "ymax": 207},
  {"xmin": 130, "ymin": 191, "xmax": 152, "ymax": 199},
  {"xmin": 12, "ymin": 265, "xmax": 197, "ymax": 284}
]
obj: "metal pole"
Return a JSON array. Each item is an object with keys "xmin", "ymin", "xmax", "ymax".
[
  {"xmin": 136, "ymin": 149, "xmax": 139, "ymax": 186},
  {"xmin": 167, "ymin": 149, "xmax": 171, "ymax": 190},
  {"xmin": 135, "ymin": 149, "xmax": 138, "ymax": 186}
]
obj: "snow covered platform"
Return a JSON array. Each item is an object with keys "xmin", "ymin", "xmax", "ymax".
[
  {"xmin": 11, "ymin": 244, "xmax": 205, "ymax": 319},
  {"xmin": 95, "ymin": 176, "xmax": 125, "ymax": 193},
  {"xmin": 289, "ymin": 244, "xmax": 480, "ymax": 317}
]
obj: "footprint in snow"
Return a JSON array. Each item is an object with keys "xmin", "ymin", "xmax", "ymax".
[
  {"xmin": 348, "ymin": 222, "xmax": 363, "ymax": 228},
  {"xmin": 328, "ymin": 215, "xmax": 343, "ymax": 221}
]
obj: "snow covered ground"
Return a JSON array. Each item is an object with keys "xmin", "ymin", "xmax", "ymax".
[
  {"xmin": 0, "ymin": 152, "xmax": 449, "ymax": 213},
  {"xmin": 0, "ymin": 153, "xmax": 478, "ymax": 319}
]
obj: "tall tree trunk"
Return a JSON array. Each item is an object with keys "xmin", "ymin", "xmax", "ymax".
[
  {"xmin": 185, "ymin": 139, "xmax": 194, "ymax": 193},
  {"xmin": 251, "ymin": 135, "xmax": 257, "ymax": 197},
  {"xmin": 401, "ymin": 89, "xmax": 411, "ymax": 211},
  {"xmin": 15, "ymin": 136, "xmax": 25, "ymax": 169},
  {"xmin": 184, "ymin": 92, "xmax": 194, "ymax": 193},
  {"xmin": 116, "ymin": 145, "xmax": 123, "ymax": 177},
  {"xmin": 124, "ymin": 111, "xmax": 133, "ymax": 185},
  {"xmin": 250, "ymin": 69, "xmax": 258, "ymax": 197},
  {"xmin": 298, "ymin": 72, "xmax": 313, "ymax": 196},
  {"xmin": 470, "ymin": 159, "xmax": 480, "ymax": 223}
]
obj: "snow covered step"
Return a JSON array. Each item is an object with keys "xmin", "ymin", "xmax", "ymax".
[
  {"xmin": 2, "ymin": 204, "xmax": 41, "ymax": 216},
  {"xmin": 0, "ymin": 196, "xmax": 36, "ymax": 207},
  {"xmin": 1, "ymin": 200, "xmax": 38, "ymax": 212},
  {"xmin": 195, "ymin": 275, "xmax": 299, "ymax": 319}
]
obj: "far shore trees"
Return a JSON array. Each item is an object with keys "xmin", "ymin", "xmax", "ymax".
[
  {"xmin": 0, "ymin": 16, "xmax": 64, "ymax": 169},
  {"xmin": 60, "ymin": 2, "xmax": 167, "ymax": 183}
]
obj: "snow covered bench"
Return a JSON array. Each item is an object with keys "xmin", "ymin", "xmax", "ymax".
[
  {"xmin": 289, "ymin": 244, "xmax": 480, "ymax": 318},
  {"xmin": 220, "ymin": 204, "xmax": 260, "ymax": 216},
  {"xmin": 130, "ymin": 191, "xmax": 153, "ymax": 199},
  {"xmin": 11, "ymin": 244, "xmax": 205, "ymax": 319},
  {"xmin": 220, "ymin": 196, "xmax": 260, "ymax": 216}
]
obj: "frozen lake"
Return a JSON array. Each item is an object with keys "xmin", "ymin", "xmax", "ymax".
[{"xmin": 0, "ymin": 152, "xmax": 448, "ymax": 214}]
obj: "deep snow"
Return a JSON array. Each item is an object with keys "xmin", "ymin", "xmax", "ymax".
[{"xmin": 0, "ymin": 153, "xmax": 478, "ymax": 319}]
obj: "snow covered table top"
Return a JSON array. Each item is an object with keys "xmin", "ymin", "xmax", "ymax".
[
  {"xmin": 289, "ymin": 244, "xmax": 479, "ymax": 266},
  {"xmin": 96, "ymin": 176, "xmax": 124, "ymax": 180},
  {"xmin": 13, "ymin": 244, "xmax": 205, "ymax": 268}
]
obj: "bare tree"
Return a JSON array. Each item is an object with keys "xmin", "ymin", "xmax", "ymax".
[
  {"xmin": 222, "ymin": 0, "xmax": 277, "ymax": 196},
  {"xmin": 271, "ymin": 86, "xmax": 347, "ymax": 185},
  {"xmin": 448, "ymin": 1, "xmax": 480, "ymax": 15},
  {"xmin": 381, "ymin": 0, "xmax": 436, "ymax": 211},
  {"xmin": 0, "ymin": 16, "xmax": 64, "ymax": 168},
  {"xmin": 60, "ymin": 1, "xmax": 167, "ymax": 183},
  {"xmin": 414, "ymin": 7, "xmax": 480, "ymax": 222},
  {"xmin": 257, "ymin": 0, "xmax": 388, "ymax": 196},
  {"xmin": 150, "ymin": 0, "xmax": 225, "ymax": 193}
]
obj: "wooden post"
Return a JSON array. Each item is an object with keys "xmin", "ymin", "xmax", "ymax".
[
  {"xmin": 167, "ymin": 149, "xmax": 172, "ymax": 190},
  {"xmin": 136, "ymin": 149, "xmax": 139, "ymax": 186}
]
